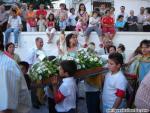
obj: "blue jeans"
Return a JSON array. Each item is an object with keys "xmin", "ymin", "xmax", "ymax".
[{"xmin": 5, "ymin": 28, "xmax": 20, "ymax": 45}]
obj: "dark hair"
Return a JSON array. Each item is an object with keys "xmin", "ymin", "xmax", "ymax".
[
  {"xmin": 89, "ymin": 42, "xmax": 95, "ymax": 46},
  {"xmin": 60, "ymin": 3, "xmax": 67, "ymax": 10},
  {"xmin": 105, "ymin": 9, "xmax": 110, "ymax": 14},
  {"xmin": 139, "ymin": 39, "xmax": 150, "ymax": 48},
  {"xmin": 78, "ymin": 3, "xmax": 86, "ymax": 12},
  {"xmin": 145, "ymin": 7, "xmax": 150, "ymax": 14},
  {"xmin": 108, "ymin": 45, "xmax": 116, "ymax": 53},
  {"xmin": 35, "ymin": 37, "xmax": 43, "ymax": 42},
  {"xmin": 70, "ymin": 8, "xmax": 75, "ymax": 13},
  {"xmin": 120, "ymin": 6, "xmax": 125, "ymax": 9},
  {"xmin": 48, "ymin": 13, "xmax": 55, "ymax": 21},
  {"xmin": 60, "ymin": 60, "xmax": 77, "ymax": 76},
  {"xmin": 11, "ymin": 9, "xmax": 17, "ymax": 14},
  {"xmin": 92, "ymin": 10, "xmax": 99, "ymax": 16},
  {"xmin": 109, "ymin": 52, "xmax": 124, "ymax": 66},
  {"xmin": 19, "ymin": 61, "xmax": 29, "ymax": 71},
  {"xmin": 118, "ymin": 44, "xmax": 125, "ymax": 52},
  {"xmin": 48, "ymin": 56, "xmax": 56, "ymax": 61},
  {"xmin": 65, "ymin": 33, "xmax": 74, "ymax": 48},
  {"xmin": 5, "ymin": 42, "xmax": 15, "ymax": 51},
  {"xmin": 110, "ymin": 7, "xmax": 115, "ymax": 11},
  {"xmin": 117, "ymin": 15, "xmax": 124, "ymax": 20},
  {"xmin": 0, "ymin": 30, "xmax": 4, "ymax": 51}
]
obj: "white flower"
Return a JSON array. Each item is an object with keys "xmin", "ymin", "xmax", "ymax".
[
  {"xmin": 39, "ymin": 76, "xmax": 42, "ymax": 80},
  {"xmin": 76, "ymin": 59, "xmax": 80, "ymax": 63},
  {"xmin": 90, "ymin": 58, "xmax": 94, "ymax": 62},
  {"xmin": 82, "ymin": 64, "xmax": 85, "ymax": 68},
  {"xmin": 94, "ymin": 57, "xmax": 98, "ymax": 62},
  {"xmin": 77, "ymin": 65, "xmax": 81, "ymax": 69},
  {"xmin": 99, "ymin": 60, "xmax": 103, "ymax": 64},
  {"xmin": 84, "ymin": 55, "xmax": 88, "ymax": 58}
]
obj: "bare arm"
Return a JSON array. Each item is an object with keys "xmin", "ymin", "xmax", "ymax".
[{"xmin": 112, "ymin": 97, "xmax": 122, "ymax": 109}]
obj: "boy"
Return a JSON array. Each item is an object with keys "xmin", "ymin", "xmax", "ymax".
[
  {"xmin": 19, "ymin": 61, "xmax": 31, "ymax": 90},
  {"xmin": 5, "ymin": 9, "xmax": 22, "ymax": 47},
  {"xmin": 51, "ymin": 60, "xmax": 77, "ymax": 113},
  {"xmin": 102, "ymin": 53, "xmax": 128, "ymax": 113}
]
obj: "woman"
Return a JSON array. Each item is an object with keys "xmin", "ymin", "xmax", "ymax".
[
  {"xmin": 102, "ymin": 9, "xmax": 115, "ymax": 40},
  {"xmin": 76, "ymin": 3, "xmax": 89, "ymax": 31},
  {"xmin": 26, "ymin": 4, "xmax": 37, "ymax": 32},
  {"xmin": 4, "ymin": 42, "xmax": 21, "ymax": 63}
]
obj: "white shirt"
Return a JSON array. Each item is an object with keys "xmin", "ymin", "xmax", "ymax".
[
  {"xmin": 55, "ymin": 77, "xmax": 77, "ymax": 112},
  {"xmin": 102, "ymin": 71, "xmax": 127, "ymax": 108},
  {"xmin": 8, "ymin": 16, "xmax": 22, "ymax": 28},
  {"xmin": 117, "ymin": 12, "xmax": 128, "ymax": 22},
  {"xmin": 137, "ymin": 14, "xmax": 145, "ymax": 24},
  {"xmin": 0, "ymin": 52, "xmax": 32, "ymax": 113},
  {"xmin": 88, "ymin": 16, "xmax": 100, "ymax": 27},
  {"xmin": 68, "ymin": 14, "xmax": 77, "ymax": 26},
  {"xmin": 25, "ymin": 48, "xmax": 46, "ymax": 65}
]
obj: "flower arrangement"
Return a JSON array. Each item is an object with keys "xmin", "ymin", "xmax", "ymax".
[
  {"xmin": 76, "ymin": 49, "xmax": 104, "ymax": 70},
  {"xmin": 29, "ymin": 58, "xmax": 59, "ymax": 81}
]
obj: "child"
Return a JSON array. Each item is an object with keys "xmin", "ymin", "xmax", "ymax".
[
  {"xmin": 102, "ymin": 53, "xmax": 128, "ymax": 113},
  {"xmin": 68, "ymin": 8, "xmax": 77, "ymax": 31},
  {"xmin": 37, "ymin": 14, "xmax": 46, "ymax": 32},
  {"xmin": 117, "ymin": 44, "xmax": 126, "ymax": 61},
  {"xmin": 108, "ymin": 45, "xmax": 116, "ymax": 54},
  {"xmin": 51, "ymin": 60, "xmax": 77, "ymax": 113},
  {"xmin": 18, "ymin": 61, "xmax": 31, "ymax": 90},
  {"xmin": 84, "ymin": 11, "xmax": 101, "ymax": 47},
  {"xmin": 75, "ymin": 18, "xmax": 84, "ymax": 32},
  {"xmin": 59, "ymin": 15, "xmax": 67, "ymax": 31},
  {"xmin": 57, "ymin": 31, "xmax": 66, "ymax": 55},
  {"xmin": 46, "ymin": 13, "xmax": 56, "ymax": 43},
  {"xmin": 115, "ymin": 15, "xmax": 126, "ymax": 31}
]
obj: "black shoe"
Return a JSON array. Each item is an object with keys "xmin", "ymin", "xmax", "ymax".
[{"xmin": 33, "ymin": 104, "xmax": 40, "ymax": 109}]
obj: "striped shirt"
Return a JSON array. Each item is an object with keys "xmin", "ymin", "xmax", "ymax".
[{"xmin": 0, "ymin": 51, "xmax": 32, "ymax": 113}]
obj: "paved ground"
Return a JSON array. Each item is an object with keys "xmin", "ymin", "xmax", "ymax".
[{"xmin": 30, "ymin": 81, "xmax": 88, "ymax": 113}]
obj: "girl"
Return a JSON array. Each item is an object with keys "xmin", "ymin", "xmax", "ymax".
[
  {"xmin": 76, "ymin": 3, "xmax": 89, "ymax": 31},
  {"xmin": 37, "ymin": 14, "xmax": 46, "ymax": 32},
  {"xmin": 84, "ymin": 11, "xmax": 101, "ymax": 48},
  {"xmin": 68, "ymin": 8, "xmax": 77, "ymax": 31},
  {"xmin": 46, "ymin": 13, "xmax": 56, "ymax": 43}
]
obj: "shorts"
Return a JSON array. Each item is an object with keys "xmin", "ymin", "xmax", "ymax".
[
  {"xmin": 102, "ymin": 27, "xmax": 115, "ymax": 34},
  {"xmin": 46, "ymin": 27, "xmax": 56, "ymax": 34},
  {"xmin": 85, "ymin": 26, "xmax": 101, "ymax": 37}
]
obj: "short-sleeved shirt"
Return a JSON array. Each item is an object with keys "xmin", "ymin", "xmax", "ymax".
[
  {"xmin": 55, "ymin": 77, "xmax": 77, "ymax": 112},
  {"xmin": 36, "ymin": 9, "xmax": 47, "ymax": 18},
  {"xmin": 102, "ymin": 16, "xmax": 114, "ymax": 26},
  {"xmin": 0, "ymin": 51, "xmax": 32, "ymax": 113},
  {"xmin": 102, "ymin": 71, "xmax": 127, "ymax": 108},
  {"xmin": 8, "ymin": 16, "xmax": 22, "ymax": 28}
]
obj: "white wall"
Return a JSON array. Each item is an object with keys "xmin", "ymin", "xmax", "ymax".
[{"xmin": 7, "ymin": 32, "xmax": 150, "ymax": 61}]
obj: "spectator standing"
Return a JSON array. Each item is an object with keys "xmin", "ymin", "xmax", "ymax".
[
  {"xmin": 137, "ymin": 7, "xmax": 145, "ymax": 31},
  {"xmin": 117, "ymin": 6, "xmax": 128, "ymax": 22},
  {"xmin": 37, "ymin": 14, "xmax": 46, "ymax": 32},
  {"xmin": 68, "ymin": 8, "xmax": 77, "ymax": 31},
  {"xmin": 26, "ymin": 4, "xmax": 37, "ymax": 32},
  {"xmin": 36, "ymin": 4, "xmax": 47, "ymax": 19},
  {"xmin": 99, "ymin": 3, "xmax": 106, "ymax": 16},
  {"xmin": 4, "ymin": 42, "xmax": 21, "ymax": 63},
  {"xmin": 5, "ymin": 9, "xmax": 22, "ymax": 47},
  {"xmin": 110, "ymin": 7, "xmax": 115, "ymax": 19},
  {"xmin": 20, "ymin": 3, "xmax": 28, "ymax": 31},
  {"xmin": 127, "ymin": 10, "xmax": 138, "ymax": 31},
  {"xmin": 0, "ymin": 5, "xmax": 9, "ymax": 32},
  {"xmin": 77, "ymin": 3, "xmax": 89, "ymax": 31},
  {"xmin": 143, "ymin": 8, "xmax": 150, "ymax": 32}
]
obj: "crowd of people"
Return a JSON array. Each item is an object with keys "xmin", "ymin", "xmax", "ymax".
[
  {"xmin": 0, "ymin": 2, "xmax": 150, "ymax": 113},
  {"xmin": 0, "ymin": 3, "xmax": 150, "ymax": 47}
]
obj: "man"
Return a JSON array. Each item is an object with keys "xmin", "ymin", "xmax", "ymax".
[
  {"xmin": 137, "ymin": 7, "xmax": 145, "ymax": 31},
  {"xmin": 0, "ymin": 5, "xmax": 9, "ymax": 32},
  {"xmin": 127, "ymin": 10, "xmax": 138, "ymax": 31},
  {"xmin": 25, "ymin": 37, "xmax": 46, "ymax": 108},
  {"xmin": 5, "ymin": 9, "xmax": 22, "ymax": 47},
  {"xmin": 117, "ymin": 6, "xmax": 128, "ymax": 22},
  {"xmin": 0, "ymin": 30, "xmax": 31, "ymax": 113},
  {"xmin": 25, "ymin": 37, "xmax": 46, "ymax": 65}
]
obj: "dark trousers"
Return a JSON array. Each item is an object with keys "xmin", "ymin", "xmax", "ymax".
[
  {"xmin": 48, "ymin": 97, "xmax": 57, "ymax": 113},
  {"xmin": 86, "ymin": 92, "xmax": 101, "ymax": 113},
  {"xmin": 57, "ymin": 109, "xmax": 76, "ymax": 113},
  {"xmin": 143, "ymin": 25, "xmax": 150, "ymax": 32}
]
